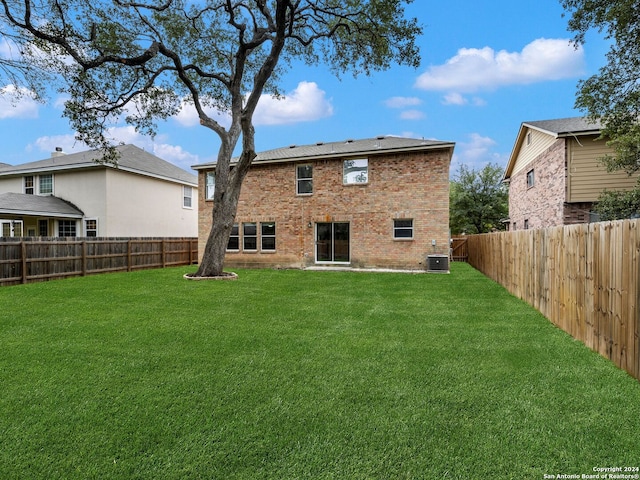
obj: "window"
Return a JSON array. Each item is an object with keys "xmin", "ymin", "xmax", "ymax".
[
  {"xmin": 296, "ymin": 165, "xmax": 313, "ymax": 194},
  {"xmin": 85, "ymin": 219, "xmax": 98, "ymax": 237},
  {"xmin": 24, "ymin": 176, "xmax": 34, "ymax": 194},
  {"xmin": 38, "ymin": 219, "xmax": 48, "ymax": 236},
  {"xmin": 261, "ymin": 222, "xmax": 276, "ymax": 251},
  {"xmin": 58, "ymin": 220, "xmax": 76, "ymax": 237},
  {"xmin": 526, "ymin": 131, "xmax": 532, "ymax": 146},
  {"xmin": 243, "ymin": 222, "xmax": 257, "ymax": 251},
  {"xmin": 183, "ymin": 186, "xmax": 193, "ymax": 208},
  {"xmin": 524, "ymin": 219, "xmax": 530, "ymax": 230},
  {"xmin": 227, "ymin": 224, "xmax": 239, "ymax": 251},
  {"xmin": 393, "ymin": 219, "xmax": 414, "ymax": 239},
  {"xmin": 343, "ymin": 159, "xmax": 368, "ymax": 184},
  {"xmin": 206, "ymin": 172, "xmax": 215, "ymax": 200},
  {"xmin": 526, "ymin": 169, "xmax": 535, "ymax": 188},
  {"xmin": 39, "ymin": 174, "xmax": 53, "ymax": 195}
]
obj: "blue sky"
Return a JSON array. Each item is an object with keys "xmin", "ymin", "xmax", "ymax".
[{"xmin": 0, "ymin": 0, "xmax": 608, "ymax": 176}]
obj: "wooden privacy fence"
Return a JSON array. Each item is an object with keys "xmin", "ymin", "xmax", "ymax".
[
  {"xmin": 0, "ymin": 237, "xmax": 198, "ymax": 286},
  {"xmin": 466, "ymin": 220, "xmax": 640, "ymax": 381}
]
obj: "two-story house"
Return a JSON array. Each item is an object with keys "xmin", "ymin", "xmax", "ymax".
[
  {"xmin": 503, "ymin": 117, "xmax": 639, "ymax": 230},
  {"xmin": 193, "ymin": 136, "xmax": 454, "ymax": 270},
  {"xmin": 0, "ymin": 144, "xmax": 198, "ymax": 237}
]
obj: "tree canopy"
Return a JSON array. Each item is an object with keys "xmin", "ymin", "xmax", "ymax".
[
  {"xmin": 562, "ymin": 0, "xmax": 640, "ymax": 175},
  {"xmin": 1, "ymin": 0, "xmax": 422, "ymax": 276},
  {"xmin": 449, "ymin": 163, "xmax": 508, "ymax": 235}
]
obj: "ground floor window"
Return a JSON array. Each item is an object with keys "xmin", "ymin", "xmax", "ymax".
[
  {"xmin": 85, "ymin": 219, "xmax": 98, "ymax": 237},
  {"xmin": 58, "ymin": 220, "xmax": 76, "ymax": 237},
  {"xmin": 38, "ymin": 219, "xmax": 49, "ymax": 236},
  {"xmin": 393, "ymin": 219, "xmax": 414, "ymax": 239},
  {"xmin": 261, "ymin": 222, "xmax": 276, "ymax": 251},
  {"xmin": 1, "ymin": 220, "xmax": 23, "ymax": 237},
  {"xmin": 243, "ymin": 222, "xmax": 257, "ymax": 251},
  {"xmin": 227, "ymin": 224, "xmax": 239, "ymax": 251}
]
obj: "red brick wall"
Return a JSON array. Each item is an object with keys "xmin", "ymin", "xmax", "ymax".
[
  {"xmin": 198, "ymin": 150, "xmax": 451, "ymax": 270},
  {"xmin": 508, "ymin": 139, "xmax": 566, "ymax": 230}
]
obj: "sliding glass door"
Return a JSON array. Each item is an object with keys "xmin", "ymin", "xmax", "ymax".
[{"xmin": 316, "ymin": 222, "xmax": 350, "ymax": 263}]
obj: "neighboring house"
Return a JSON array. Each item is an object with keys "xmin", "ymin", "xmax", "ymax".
[
  {"xmin": 0, "ymin": 145, "xmax": 198, "ymax": 238},
  {"xmin": 503, "ymin": 116, "xmax": 639, "ymax": 230},
  {"xmin": 193, "ymin": 136, "xmax": 454, "ymax": 270}
]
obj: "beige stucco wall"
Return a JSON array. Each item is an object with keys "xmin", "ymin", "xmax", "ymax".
[{"xmin": 104, "ymin": 168, "xmax": 197, "ymax": 237}]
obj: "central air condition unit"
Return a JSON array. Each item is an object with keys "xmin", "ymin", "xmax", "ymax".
[{"xmin": 427, "ymin": 254, "xmax": 449, "ymax": 273}]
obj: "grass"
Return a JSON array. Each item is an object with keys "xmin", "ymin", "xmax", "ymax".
[{"xmin": 1, "ymin": 263, "xmax": 639, "ymax": 479}]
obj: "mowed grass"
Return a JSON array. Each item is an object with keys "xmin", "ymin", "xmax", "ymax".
[{"xmin": 1, "ymin": 263, "xmax": 639, "ymax": 479}]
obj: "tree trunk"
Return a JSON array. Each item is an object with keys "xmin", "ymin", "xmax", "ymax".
[{"xmin": 194, "ymin": 194, "xmax": 238, "ymax": 277}]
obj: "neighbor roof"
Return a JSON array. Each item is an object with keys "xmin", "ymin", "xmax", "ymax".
[
  {"xmin": 0, "ymin": 144, "xmax": 197, "ymax": 186},
  {"xmin": 503, "ymin": 116, "xmax": 603, "ymax": 180},
  {"xmin": 0, "ymin": 192, "xmax": 84, "ymax": 218},
  {"xmin": 192, "ymin": 136, "xmax": 455, "ymax": 170},
  {"xmin": 524, "ymin": 117, "xmax": 602, "ymax": 137}
]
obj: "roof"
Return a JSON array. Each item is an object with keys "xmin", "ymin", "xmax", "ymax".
[
  {"xmin": 503, "ymin": 116, "xmax": 603, "ymax": 180},
  {"xmin": 523, "ymin": 117, "xmax": 602, "ymax": 136},
  {"xmin": 0, "ymin": 144, "xmax": 197, "ymax": 186},
  {"xmin": 0, "ymin": 192, "xmax": 84, "ymax": 218},
  {"xmin": 192, "ymin": 136, "xmax": 455, "ymax": 170}
]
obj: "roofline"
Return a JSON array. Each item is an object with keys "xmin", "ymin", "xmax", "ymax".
[
  {"xmin": 502, "ymin": 121, "xmax": 603, "ymax": 181},
  {"xmin": 0, "ymin": 161, "xmax": 198, "ymax": 187},
  {"xmin": 192, "ymin": 141, "xmax": 456, "ymax": 171},
  {"xmin": 0, "ymin": 208, "xmax": 84, "ymax": 218}
]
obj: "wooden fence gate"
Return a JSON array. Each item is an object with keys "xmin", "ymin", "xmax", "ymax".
[{"xmin": 450, "ymin": 237, "xmax": 468, "ymax": 262}]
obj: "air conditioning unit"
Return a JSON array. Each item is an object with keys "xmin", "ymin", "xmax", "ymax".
[{"xmin": 427, "ymin": 254, "xmax": 449, "ymax": 273}]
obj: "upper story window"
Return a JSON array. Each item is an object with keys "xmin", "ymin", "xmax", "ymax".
[
  {"xmin": 24, "ymin": 174, "xmax": 53, "ymax": 195},
  {"xmin": 183, "ymin": 186, "xmax": 193, "ymax": 208},
  {"xmin": 526, "ymin": 131, "xmax": 532, "ymax": 146},
  {"xmin": 343, "ymin": 158, "xmax": 368, "ymax": 185},
  {"xmin": 24, "ymin": 176, "xmax": 34, "ymax": 194},
  {"xmin": 526, "ymin": 169, "xmax": 535, "ymax": 188},
  {"xmin": 296, "ymin": 164, "xmax": 313, "ymax": 195},
  {"xmin": 206, "ymin": 172, "xmax": 215, "ymax": 200},
  {"xmin": 39, "ymin": 174, "xmax": 53, "ymax": 195}
]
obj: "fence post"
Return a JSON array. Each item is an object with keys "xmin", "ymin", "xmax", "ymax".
[
  {"xmin": 81, "ymin": 240, "xmax": 87, "ymax": 276},
  {"xmin": 21, "ymin": 240, "xmax": 27, "ymax": 284},
  {"xmin": 127, "ymin": 240, "xmax": 132, "ymax": 272},
  {"xmin": 162, "ymin": 239, "xmax": 166, "ymax": 268}
]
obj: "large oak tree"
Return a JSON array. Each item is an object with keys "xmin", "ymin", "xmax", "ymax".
[{"xmin": 1, "ymin": 0, "xmax": 421, "ymax": 276}]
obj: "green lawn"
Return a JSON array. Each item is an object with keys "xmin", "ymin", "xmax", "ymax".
[{"xmin": 1, "ymin": 264, "xmax": 639, "ymax": 479}]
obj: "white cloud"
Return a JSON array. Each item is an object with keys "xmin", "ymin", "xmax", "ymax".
[
  {"xmin": 450, "ymin": 133, "xmax": 508, "ymax": 174},
  {"xmin": 415, "ymin": 38, "xmax": 585, "ymax": 93},
  {"xmin": 0, "ymin": 85, "xmax": 39, "ymax": 119},
  {"xmin": 174, "ymin": 81, "xmax": 333, "ymax": 128},
  {"xmin": 399, "ymin": 109, "xmax": 425, "ymax": 120},
  {"xmin": 443, "ymin": 92, "xmax": 467, "ymax": 106},
  {"xmin": 384, "ymin": 96, "xmax": 422, "ymax": 109},
  {"xmin": 253, "ymin": 81, "xmax": 333, "ymax": 125},
  {"xmin": 30, "ymin": 134, "xmax": 88, "ymax": 155}
]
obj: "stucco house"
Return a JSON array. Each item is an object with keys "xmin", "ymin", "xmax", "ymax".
[
  {"xmin": 503, "ymin": 117, "xmax": 639, "ymax": 230},
  {"xmin": 193, "ymin": 136, "xmax": 454, "ymax": 270},
  {"xmin": 0, "ymin": 144, "xmax": 198, "ymax": 238}
]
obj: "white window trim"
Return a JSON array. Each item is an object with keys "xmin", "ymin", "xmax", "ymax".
[
  {"xmin": 296, "ymin": 164, "xmax": 313, "ymax": 195},
  {"xmin": 206, "ymin": 172, "xmax": 215, "ymax": 200},
  {"xmin": 84, "ymin": 218, "xmax": 98, "ymax": 237},
  {"xmin": 183, "ymin": 186, "xmax": 193, "ymax": 209},
  {"xmin": 393, "ymin": 219, "xmax": 414, "ymax": 240},
  {"xmin": 343, "ymin": 158, "xmax": 369, "ymax": 185}
]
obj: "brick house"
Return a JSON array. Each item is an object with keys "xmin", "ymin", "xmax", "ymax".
[
  {"xmin": 503, "ymin": 117, "xmax": 639, "ymax": 230},
  {"xmin": 193, "ymin": 136, "xmax": 454, "ymax": 270}
]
